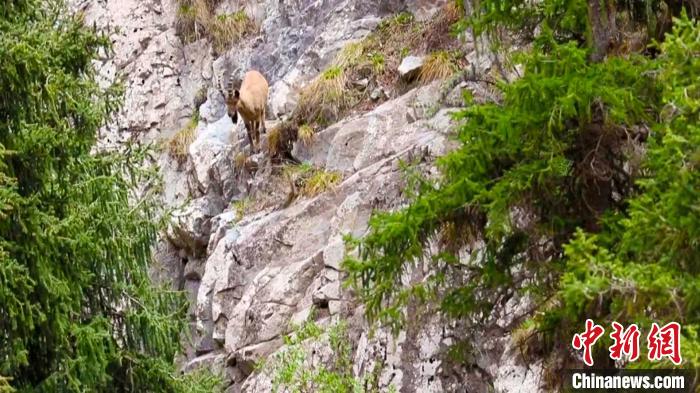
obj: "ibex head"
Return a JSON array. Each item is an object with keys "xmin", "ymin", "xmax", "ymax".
[{"xmin": 224, "ymin": 72, "xmax": 243, "ymax": 123}]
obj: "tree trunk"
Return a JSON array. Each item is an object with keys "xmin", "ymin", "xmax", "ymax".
[{"xmin": 587, "ymin": 0, "xmax": 617, "ymax": 61}]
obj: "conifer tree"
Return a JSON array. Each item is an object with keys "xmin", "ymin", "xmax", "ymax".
[
  {"xmin": 0, "ymin": 1, "xmax": 219, "ymax": 391},
  {"xmin": 345, "ymin": 0, "xmax": 700, "ymax": 378}
]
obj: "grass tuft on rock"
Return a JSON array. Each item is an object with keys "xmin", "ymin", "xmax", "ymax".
[
  {"xmin": 283, "ymin": 162, "xmax": 342, "ymax": 199},
  {"xmin": 168, "ymin": 113, "xmax": 199, "ymax": 163},
  {"xmin": 175, "ymin": 0, "xmax": 255, "ymax": 50},
  {"xmin": 419, "ymin": 50, "xmax": 458, "ymax": 83},
  {"xmin": 297, "ymin": 124, "xmax": 314, "ymax": 146},
  {"xmin": 210, "ymin": 11, "xmax": 256, "ymax": 52},
  {"xmin": 334, "ymin": 41, "xmax": 367, "ymax": 69},
  {"xmin": 296, "ymin": 66, "xmax": 354, "ymax": 126},
  {"xmin": 234, "ymin": 151, "xmax": 248, "ymax": 170},
  {"xmin": 302, "ymin": 169, "xmax": 341, "ymax": 197},
  {"xmin": 266, "ymin": 126, "xmax": 281, "ymax": 156}
]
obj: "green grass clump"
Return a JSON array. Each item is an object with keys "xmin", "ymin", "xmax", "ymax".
[
  {"xmin": 175, "ymin": 0, "xmax": 255, "ymax": 50},
  {"xmin": 378, "ymin": 11, "xmax": 414, "ymax": 32},
  {"xmin": 230, "ymin": 198, "xmax": 251, "ymax": 222},
  {"xmin": 283, "ymin": 162, "xmax": 341, "ymax": 198},
  {"xmin": 369, "ymin": 52, "xmax": 385, "ymax": 74},
  {"xmin": 282, "ymin": 161, "xmax": 313, "ymax": 181},
  {"xmin": 301, "ymin": 169, "xmax": 341, "ymax": 197},
  {"xmin": 210, "ymin": 11, "xmax": 255, "ymax": 52}
]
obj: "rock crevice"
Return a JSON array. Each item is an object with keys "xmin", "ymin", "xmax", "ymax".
[{"xmin": 75, "ymin": 0, "xmax": 544, "ymax": 391}]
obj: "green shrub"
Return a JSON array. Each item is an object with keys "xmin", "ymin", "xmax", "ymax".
[
  {"xmin": 264, "ymin": 319, "xmax": 386, "ymax": 393},
  {"xmin": 344, "ymin": 0, "xmax": 700, "ymax": 379}
]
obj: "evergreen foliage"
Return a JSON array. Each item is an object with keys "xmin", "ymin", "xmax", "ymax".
[
  {"xmin": 0, "ymin": 1, "xmax": 220, "ymax": 391},
  {"xmin": 344, "ymin": 0, "xmax": 700, "ymax": 376},
  {"xmin": 264, "ymin": 318, "xmax": 388, "ymax": 393}
]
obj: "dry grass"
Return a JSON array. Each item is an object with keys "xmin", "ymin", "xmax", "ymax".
[
  {"xmin": 301, "ymin": 169, "xmax": 341, "ymax": 197},
  {"xmin": 277, "ymin": 5, "xmax": 462, "ymax": 160},
  {"xmin": 421, "ymin": 2, "xmax": 463, "ymax": 51},
  {"xmin": 210, "ymin": 11, "xmax": 256, "ymax": 52},
  {"xmin": 175, "ymin": 0, "xmax": 255, "ymax": 49},
  {"xmin": 419, "ymin": 50, "xmax": 457, "ymax": 83},
  {"xmin": 297, "ymin": 124, "xmax": 314, "ymax": 146},
  {"xmin": 296, "ymin": 66, "xmax": 353, "ymax": 126},
  {"xmin": 334, "ymin": 41, "xmax": 367, "ymax": 69},
  {"xmin": 282, "ymin": 163, "xmax": 341, "ymax": 198},
  {"xmin": 266, "ymin": 126, "xmax": 281, "ymax": 156},
  {"xmin": 168, "ymin": 114, "xmax": 198, "ymax": 163},
  {"xmin": 234, "ymin": 151, "xmax": 248, "ymax": 170},
  {"xmin": 265, "ymin": 121, "xmax": 298, "ymax": 161},
  {"xmin": 175, "ymin": 3, "xmax": 198, "ymax": 40}
]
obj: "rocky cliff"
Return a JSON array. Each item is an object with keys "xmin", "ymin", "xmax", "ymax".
[{"xmin": 71, "ymin": 0, "xmax": 543, "ymax": 391}]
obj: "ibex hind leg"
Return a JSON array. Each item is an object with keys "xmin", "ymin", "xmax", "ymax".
[
  {"xmin": 244, "ymin": 121, "xmax": 256, "ymax": 153},
  {"xmin": 252, "ymin": 122, "xmax": 261, "ymax": 151},
  {"xmin": 260, "ymin": 108, "xmax": 267, "ymax": 134}
]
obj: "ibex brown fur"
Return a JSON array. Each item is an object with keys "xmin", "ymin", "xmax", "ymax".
[{"xmin": 226, "ymin": 70, "xmax": 269, "ymax": 152}]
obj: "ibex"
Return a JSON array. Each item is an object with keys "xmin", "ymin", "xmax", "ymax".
[{"xmin": 225, "ymin": 70, "xmax": 269, "ymax": 153}]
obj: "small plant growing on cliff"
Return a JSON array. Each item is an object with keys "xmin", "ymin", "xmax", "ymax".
[
  {"xmin": 297, "ymin": 124, "xmax": 314, "ymax": 146},
  {"xmin": 168, "ymin": 112, "xmax": 199, "ymax": 163},
  {"xmin": 234, "ymin": 151, "xmax": 248, "ymax": 170},
  {"xmin": 267, "ymin": 126, "xmax": 282, "ymax": 155},
  {"xmin": 283, "ymin": 161, "xmax": 314, "ymax": 179},
  {"xmin": 210, "ymin": 11, "xmax": 255, "ymax": 52},
  {"xmin": 334, "ymin": 41, "xmax": 366, "ymax": 69},
  {"xmin": 297, "ymin": 66, "xmax": 353, "ymax": 126},
  {"xmin": 419, "ymin": 50, "xmax": 457, "ymax": 83},
  {"xmin": 175, "ymin": 3, "xmax": 198, "ymax": 40},
  {"xmin": 231, "ymin": 198, "xmax": 251, "ymax": 222},
  {"xmin": 369, "ymin": 52, "xmax": 385, "ymax": 74},
  {"xmin": 302, "ymin": 169, "xmax": 341, "ymax": 197},
  {"xmin": 378, "ymin": 11, "xmax": 414, "ymax": 32},
  {"xmin": 175, "ymin": 0, "xmax": 254, "ymax": 50},
  {"xmin": 282, "ymin": 163, "xmax": 340, "ymax": 202},
  {"xmin": 265, "ymin": 319, "xmax": 385, "ymax": 393},
  {"xmin": 175, "ymin": 0, "xmax": 212, "ymax": 41}
]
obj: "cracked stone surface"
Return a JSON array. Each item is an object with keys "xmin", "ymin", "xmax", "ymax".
[{"xmin": 74, "ymin": 0, "xmax": 545, "ymax": 391}]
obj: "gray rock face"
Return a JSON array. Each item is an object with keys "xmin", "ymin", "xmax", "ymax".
[
  {"xmin": 200, "ymin": 88, "xmax": 228, "ymax": 124},
  {"xmin": 268, "ymin": 80, "xmax": 298, "ymax": 119},
  {"xmin": 398, "ymin": 55, "xmax": 425, "ymax": 79},
  {"xmin": 167, "ymin": 197, "xmax": 223, "ymax": 257},
  {"xmin": 75, "ymin": 0, "xmax": 544, "ymax": 391}
]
